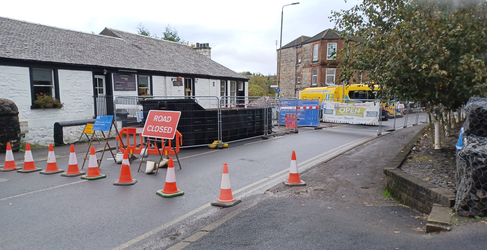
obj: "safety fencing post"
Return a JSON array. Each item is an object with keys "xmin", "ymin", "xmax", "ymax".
[{"xmin": 403, "ymin": 100, "xmax": 410, "ymax": 128}]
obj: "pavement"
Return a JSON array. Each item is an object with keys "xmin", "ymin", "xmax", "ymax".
[{"xmin": 160, "ymin": 123, "xmax": 487, "ymax": 250}]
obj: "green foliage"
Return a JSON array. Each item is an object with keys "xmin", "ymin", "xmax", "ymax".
[
  {"xmin": 136, "ymin": 24, "xmax": 185, "ymax": 44},
  {"xmin": 331, "ymin": 0, "xmax": 487, "ymax": 112},
  {"xmin": 19, "ymin": 140, "xmax": 26, "ymax": 152},
  {"xmin": 163, "ymin": 24, "xmax": 183, "ymax": 43},
  {"xmin": 137, "ymin": 23, "xmax": 155, "ymax": 38},
  {"xmin": 34, "ymin": 93, "xmax": 63, "ymax": 109},
  {"xmin": 239, "ymin": 72, "xmax": 276, "ymax": 96},
  {"xmin": 382, "ymin": 189, "xmax": 393, "ymax": 199}
]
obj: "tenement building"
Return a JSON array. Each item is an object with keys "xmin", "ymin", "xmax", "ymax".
[{"xmin": 277, "ymin": 29, "xmax": 362, "ymax": 98}]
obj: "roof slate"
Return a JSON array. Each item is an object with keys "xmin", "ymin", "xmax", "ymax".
[
  {"xmin": 0, "ymin": 17, "xmax": 245, "ymax": 80},
  {"xmin": 279, "ymin": 29, "xmax": 361, "ymax": 50}
]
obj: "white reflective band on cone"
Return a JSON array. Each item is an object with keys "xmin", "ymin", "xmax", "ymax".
[
  {"xmin": 68, "ymin": 152, "xmax": 77, "ymax": 165},
  {"xmin": 6, "ymin": 152, "xmax": 14, "ymax": 161},
  {"xmin": 122, "ymin": 158, "xmax": 130, "ymax": 166},
  {"xmin": 165, "ymin": 168, "xmax": 176, "ymax": 183},
  {"xmin": 24, "ymin": 151, "xmax": 33, "ymax": 162},
  {"xmin": 47, "ymin": 151, "xmax": 56, "ymax": 163},
  {"xmin": 220, "ymin": 173, "xmax": 231, "ymax": 189},
  {"xmin": 289, "ymin": 160, "xmax": 298, "ymax": 174},
  {"xmin": 89, "ymin": 154, "xmax": 97, "ymax": 168}
]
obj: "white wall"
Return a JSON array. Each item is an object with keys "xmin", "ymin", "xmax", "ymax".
[
  {"xmin": 58, "ymin": 70, "xmax": 95, "ymax": 144},
  {"xmin": 0, "ymin": 66, "xmax": 94, "ymax": 145},
  {"xmin": 152, "ymin": 75, "xmax": 166, "ymax": 96}
]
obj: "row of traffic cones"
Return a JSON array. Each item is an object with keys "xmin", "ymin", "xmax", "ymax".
[
  {"xmin": 2, "ymin": 142, "xmax": 304, "ymax": 206},
  {"xmin": 0, "ymin": 142, "xmax": 137, "ymax": 185}
]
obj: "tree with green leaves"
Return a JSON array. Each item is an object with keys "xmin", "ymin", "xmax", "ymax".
[
  {"xmin": 163, "ymin": 24, "xmax": 183, "ymax": 43},
  {"xmin": 331, "ymin": 0, "xmax": 487, "ymax": 149},
  {"xmin": 137, "ymin": 24, "xmax": 185, "ymax": 44}
]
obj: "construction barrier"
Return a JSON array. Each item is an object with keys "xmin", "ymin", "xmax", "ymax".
[
  {"xmin": 279, "ymin": 99, "xmax": 320, "ymax": 127},
  {"xmin": 116, "ymin": 127, "xmax": 182, "ymax": 156}
]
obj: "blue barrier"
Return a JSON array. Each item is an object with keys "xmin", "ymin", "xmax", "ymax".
[{"xmin": 279, "ymin": 99, "xmax": 320, "ymax": 127}]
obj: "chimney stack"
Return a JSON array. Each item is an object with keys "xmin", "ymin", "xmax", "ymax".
[{"xmin": 194, "ymin": 42, "xmax": 211, "ymax": 58}]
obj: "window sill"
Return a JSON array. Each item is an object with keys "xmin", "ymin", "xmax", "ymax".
[{"xmin": 30, "ymin": 105, "xmax": 62, "ymax": 110}]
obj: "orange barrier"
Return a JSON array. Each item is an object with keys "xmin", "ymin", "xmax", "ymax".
[
  {"xmin": 116, "ymin": 128, "xmax": 182, "ymax": 156},
  {"xmin": 116, "ymin": 127, "xmax": 144, "ymax": 155},
  {"xmin": 285, "ymin": 114, "xmax": 297, "ymax": 129}
]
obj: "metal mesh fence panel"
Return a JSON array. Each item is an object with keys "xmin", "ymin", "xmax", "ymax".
[
  {"xmin": 219, "ymin": 96, "xmax": 273, "ymax": 142},
  {"xmin": 113, "ymin": 95, "xmax": 273, "ymax": 148},
  {"xmin": 455, "ymin": 97, "xmax": 487, "ymax": 217}
]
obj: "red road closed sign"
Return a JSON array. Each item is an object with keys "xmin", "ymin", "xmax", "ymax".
[{"xmin": 142, "ymin": 110, "xmax": 181, "ymax": 139}]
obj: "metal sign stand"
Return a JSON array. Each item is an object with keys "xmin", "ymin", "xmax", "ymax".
[
  {"xmin": 81, "ymin": 117, "xmax": 124, "ymax": 169},
  {"xmin": 137, "ymin": 138, "xmax": 182, "ymax": 175}
]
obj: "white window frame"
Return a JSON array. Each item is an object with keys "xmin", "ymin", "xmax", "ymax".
[
  {"xmin": 326, "ymin": 68, "xmax": 336, "ymax": 84},
  {"xmin": 297, "ymin": 74, "xmax": 301, "ymax": 84},
  {"xmin": 327, "ymin": 42, "xmax": 337, "ymax": 60},
  {"xmin": 137, "ymin": 75, "xmax": 151, "ymax": 96},
  {"xmin": 312, "ymin": 69, "xmax": 317, "ymax": 86},
  {"xmin": 312, "ymin": 44, "xmax": 319, "ymax": 61},
  {"xmin": 298, "ymin": 53, "xmax": 301, "ymax": 63}
]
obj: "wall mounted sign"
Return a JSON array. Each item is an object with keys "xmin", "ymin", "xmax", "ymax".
[{"xmin": 113, "ymin": 73, "xmax": 136, "ymax": 91}]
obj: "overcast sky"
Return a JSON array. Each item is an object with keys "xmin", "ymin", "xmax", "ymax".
[{"xmin": 0, "ymin": 0, "xmax": 360, "ymax": 75}]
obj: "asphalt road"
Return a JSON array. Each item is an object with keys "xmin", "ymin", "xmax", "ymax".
[{"xmin": 1, "ymin": 124, "xmax": 382, "ymax": 250}]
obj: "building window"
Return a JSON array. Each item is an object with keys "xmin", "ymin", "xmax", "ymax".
[
  {"xmin": 220, "ymin": 80, "xmax": 227, "ymax": 96},
  {"xmin": 31, "ymin": 68, "xmax": 58, "ymax": 106},
  {"xmin": 312, "ymin": 69, "xmax": 317, "ymax": 86},
  {"xmin": 137, "ymin": 75, "xmax": 150, "ymax": 96},
  {"xmin": 297, "ymin": 74, "xmax": 301, "ymax": 84},
  {"xmin": 298, "ymin": 53, "xmax": 301, "ymax": 63},
  {"xmin": 326, "ymin": 68, "xmax": 336, "ymax": 84},
  {"xmin": 312, "ymin": 44, "xmax": 319, "ymax": 61},
  {"xmin": 327, "ymin": 42, "xmax": 337, "ymax": 60},
  {"xmin": 238, "ymin": 81, "xmax": 244, "ymax": 91}
]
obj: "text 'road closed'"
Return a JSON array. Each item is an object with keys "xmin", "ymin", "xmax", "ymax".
[
  {"xmin": 142, "ymin": 111, "xmax": 181, "ymax": 139},
  {"xmin": 146, "ymin": 125, "xmax": 172, "ymax": 134}
]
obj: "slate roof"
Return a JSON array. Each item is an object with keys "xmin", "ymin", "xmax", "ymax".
[
  {"xmin": 0, "ymin": 17, "xmax": 246, "ymax": 80},
  {"xmin": 281, "ymin": 35, "xmax": 310, "ymax": 50},
  {"xmin": 279, "ymin": 29, "xmax": 362, "ymax": 50}
]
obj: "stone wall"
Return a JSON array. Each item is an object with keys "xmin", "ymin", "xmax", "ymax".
[
  {"xmin": 383, "ymin": 126, "xmax": 455, "ymax": 214},
  {"xmin": 0, "ymin": 99, "xmax": 20, "ymax": 152}
]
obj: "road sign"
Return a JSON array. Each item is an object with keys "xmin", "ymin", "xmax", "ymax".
[
  {"xmin": 142, "ymin": 110, "xmax": 181, "ymax": 139},
  {"xmin": 276, "ymin": 88, "xmax": 280, "ymax": 93},
  {"xmin": 92, "ymin": 115, "xmax": 113, "ymax": 131},
  {"xmin": 270, "ymin": 85, "xmax": 278, "ymax": 88},
  {"xmin": 83, "ymin": 123, "xmax": 94, "ymax": 134}
]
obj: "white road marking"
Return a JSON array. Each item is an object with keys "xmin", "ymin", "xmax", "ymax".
[{"xmin": 0, "ymin": 180, "xmax": 87, "ymax": 202}]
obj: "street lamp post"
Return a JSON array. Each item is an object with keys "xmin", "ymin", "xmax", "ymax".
[{"xmin": 278, "ymin": 2, "xmax": 299, "ymax": 98}]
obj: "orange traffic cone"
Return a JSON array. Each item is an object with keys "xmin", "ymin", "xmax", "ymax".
[
  {"xmin": 211, "ymin": 163, "xmax": 241, "ymax": 207},
  {"xmin": 81, "ymin": 146, "xmax": 106, "ymax": 180},
  {"xmin": 114, "ymin": 151, "xmax": 137, "ymax": 186},
  {"xmin": 156, "ymin": 157, "xmax": 184, "ymax": 198},
  {"xmin": 1, "ymin": 142, "xmax": 18, "ymax": 172},
  {"xmin": 61, "ymin": 145, "xmax": 85, "ymax": 177},
  {"xmin": 18, "ymin": 143, "xmax": 42, "ymax": 173},
  {"xmin": 284, "ymin": 151, "xmax": 306, "ymax": 186},
  {"xmin": 40, "ymin": 144, "xmax": 64, "ymax": 174}
]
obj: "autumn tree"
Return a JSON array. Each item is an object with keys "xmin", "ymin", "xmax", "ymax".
[{"xmin": 331, "ymin": 0, "xmax": 487, "ymax": 148}]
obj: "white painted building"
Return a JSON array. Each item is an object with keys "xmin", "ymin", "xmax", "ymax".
[{"xmin": 0, "ymin": 17, "xmax": 248, "ymax": 146}]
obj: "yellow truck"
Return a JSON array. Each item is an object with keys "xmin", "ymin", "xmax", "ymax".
[
  {"xmin": 300, "ymin": 84, "xmax": 402, "ymax": 119},
  {"xmin": 300, "ymin": 84, "xmax": 376, "ymax": 104}
]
